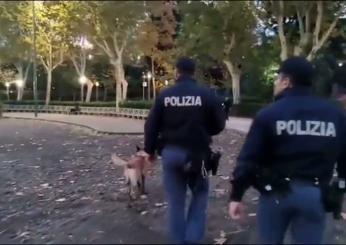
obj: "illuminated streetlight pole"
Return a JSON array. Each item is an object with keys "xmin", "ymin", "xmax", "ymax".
[
  {"xmin": 147, "ymin": 71, "xmax": 152, "ymax": 100},
  {"xmin": 95, "ymin": 81, "xmax": 100, "ymax": 101},
  {"xmin": 142, "ymin": 73, "xmax": 147, "ymax": 101},
  {"xmin": 32, "ymin": 1, "xmax": 38, "ymax": 117}
]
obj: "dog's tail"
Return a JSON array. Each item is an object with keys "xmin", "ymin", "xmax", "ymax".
[{"xmin": 110, "ymin": 153, "xmax": 128, "ymax": 166}]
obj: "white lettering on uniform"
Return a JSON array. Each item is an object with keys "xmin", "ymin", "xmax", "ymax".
[
  {"xmin": 275, "ymin": 120, "xmax": 336, "ymax": 137},
  {"xmin": 326, "ymin": 122, "xmax": 336, "ymax": 137},
  {"xmin": 276, "ymin": 121, "xmax": 286, "ymax": 135},
  {"xmin": 287, "ymin": 120, "xmax": 296, "ymax": 135},
  {"xmin": 195, "ymin": 96, "xmax": 202, "ymax": 106},
  {"xmin": 164, "ymin": 97, "xmax": 170, "ymax": 107},
  {"xmin": 310, "ymin": 121, "xmax": 320, "ymax": 136},
  {"xmin": 164, "ymin": 96, "xmax": 203, "ymax": 107}
]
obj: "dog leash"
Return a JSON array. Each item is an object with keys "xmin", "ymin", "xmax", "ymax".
[{"xmin": 201, "ymin": 160, "xmax": 208, "ymax": 178}]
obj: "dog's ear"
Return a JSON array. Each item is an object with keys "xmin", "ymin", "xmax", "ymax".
[{"xmin": 136, "ymin": 145, "xmax": 141, "ymax": 152}]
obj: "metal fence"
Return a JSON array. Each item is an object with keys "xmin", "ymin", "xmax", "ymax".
[{"xmin": 3, "ymin": 104, "xmax": 150, "ymax": 120}]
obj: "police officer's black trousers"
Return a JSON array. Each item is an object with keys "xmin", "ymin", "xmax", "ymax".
[{"xmin": 258, "ymin": 181, "xmax": 326, "ymax": 244}]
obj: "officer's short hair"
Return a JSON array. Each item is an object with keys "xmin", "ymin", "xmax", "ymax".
[
  {"xmin": 278, "ymin": 56, "xmax": 314, "ymax": 87},
  {"xmin": 176, "ymin": 57, "xmax": 196, "ymax": 75}
]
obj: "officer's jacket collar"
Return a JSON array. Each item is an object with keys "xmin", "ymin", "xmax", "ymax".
[
  {"xmin": 176, "ymin": 75, "xmax": 197, "ymax": 83},
  {"xmin": 275, "ymin": 87, "xmax": 312, "ymax": 101}
]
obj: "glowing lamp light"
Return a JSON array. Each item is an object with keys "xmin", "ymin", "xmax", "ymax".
[
  {"xmin": 79, "ymin": 76, "xmax": 87, "ymax": 84},
  {"xmin": 15, "ymin": 79, "xmax": 24, "ymax": 88}
]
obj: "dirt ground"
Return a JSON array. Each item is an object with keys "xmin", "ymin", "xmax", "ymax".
[{"xmin": 0, "ymin": 118, "xmax": 345, "ymax": 244}]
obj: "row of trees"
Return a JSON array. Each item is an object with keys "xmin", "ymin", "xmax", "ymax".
[{"xmin": 0, "ymin": 1, "xmax": 345, "ymax": 108}]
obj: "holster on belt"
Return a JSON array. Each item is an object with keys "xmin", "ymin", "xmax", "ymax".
[
  {"xmin": 184, "ymin": 148, "xmax": 222, "ymax": 176},
  {"xmin": 320, "ymin": 179, "xmax": 345, "ymax": 220}
]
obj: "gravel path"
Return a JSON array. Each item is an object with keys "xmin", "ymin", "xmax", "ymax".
[{"xmin": 0, "ymin": 118, "xmax": 345, "ymax": 244}]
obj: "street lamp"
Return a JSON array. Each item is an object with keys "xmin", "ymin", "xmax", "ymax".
[
  {"xmin": 15, "ymin": 79, "xmax": 24, "ymax": 88},
  {"xmin": 338, "ymin": 62, "xmax": 343, "ymax": 67},
  {"xmin": 79, "ymin": 76, "xmax": 87, "ymax": 102},
  {"xmin": 142, "ymin": 73, "xmax": 147, "ymax": 100},
  {"xmin": 5, "ymin": 82, "xmax": 10, "ymax": 101},
  {"xmin": 95, "ymin": 81, "xmax": 100, "ymax": 101},
  {"xmin": 147, "ymin": 71, "xmax": 152, "ymax": 100}
]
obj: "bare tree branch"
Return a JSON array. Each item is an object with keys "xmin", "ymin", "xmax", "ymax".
[
  {"xmin": 319, "ymin": 17, "xmax": 338, "ymax": 48},
  {"xmin": 120, "ymin": 31, "xmax": 130, "ymax": 53},
  {"xmin": 112, "ymin": 32, "xmax": 120, "ymax": 54},
  {"xmin": 24, "ymin": 62, "xmax": 30, "ymax": 82},
  {"xmin": 40, "ymin": 56, "xmax": 49, "ymax": 71},
  {"xmin": 312, "ymin": 1, "xmax": 323, "ymax": 48},
  {"xmin": 224, "ymin": 33, "xmax": 236, "ymax": 56},
  {"xmin": 307, "ymin": 2, "xmax": 342, "ymax": 61},
  {"xmin": 52, "ymin": 48, "xmax": 64, "ymax": 70},
  {"xmin": 94, "ymin": 39, "xmax": 114, "ymax": 58},
  {"xmin": 81, "ymin": 50, "xmax": 86, "ymax": 75},
  {"xmin": 70, "ymin": 54, "xmax": 81, "ymax": 75}
]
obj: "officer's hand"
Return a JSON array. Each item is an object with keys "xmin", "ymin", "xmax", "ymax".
[
  {"xmin": 229, "ymin": 201, "xmax": 246, "ymax": 221},
  {"xmin": 148, "ymin": 154, "xmax": 157, "ymax": 163},
  {"xmin": 141, "ymin": 151, "xmax": 156, "ymax": 163}
]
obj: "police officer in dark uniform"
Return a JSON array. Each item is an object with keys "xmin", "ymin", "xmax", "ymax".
[
  {"xmin": 228, "ymin": 56, "xmax": 346, "ymax": 244},
  {"xmin": 144, "ymin": 57, "xmax": 226, "ymax": 244}
]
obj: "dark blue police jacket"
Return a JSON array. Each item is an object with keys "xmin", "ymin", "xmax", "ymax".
[
  {"xmin": 230, "ymin": 87, "xmax": 346, "ymax": 201},
  {"xmin": 144, "ymin": 75, "xmax": 226, "ymax": 155}
]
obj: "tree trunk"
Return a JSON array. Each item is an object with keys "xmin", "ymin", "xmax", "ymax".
[
  {"xmin": 278, "ymin": 1, "xmax": 288, "ymax": 61},
  {"xmin": 113, "ymin": 61, "xmax": 126, "ymax": 110},
  {"xmin": 14, "ymin": 63, "xmax": 28, "ymax": 101},
  {"xmin": 121, "ymin": 80, "xmax": 128, "ymax": 101},
  {"xmin": 45, "ymin": 69, "xmax": 52, "ymax": 105},
  {"xmin": 85, "ymin": 78, "xmax": 94, "ymax": 103},
  {"xmin": 224, "ymin": 60, "xmax": 241, "ymax": 105},
  {"xmin": 116, "ymin": 81, "xmax": 122, "ymax": 111}
]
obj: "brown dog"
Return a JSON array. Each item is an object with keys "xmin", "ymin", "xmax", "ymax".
[{"xmin": 110, "ymin": 146, "xmax": 152, "ymax": 199}]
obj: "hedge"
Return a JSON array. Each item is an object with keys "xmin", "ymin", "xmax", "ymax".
[
  {"xmin": 3, "ymin": 100, "xmax": 153, "ymax": 109},
  {"xmin": 3, "ymin": 100, "xmax": 266, "ymax": 117},
  {"xmin": 230, "ymin": 102, "xmax": 267, "ymax": 118}
]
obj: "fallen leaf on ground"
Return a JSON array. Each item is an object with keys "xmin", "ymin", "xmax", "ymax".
[
  {"xmin": 55, "ymin": 198, "xmax": 67, "ymax": 202},
  {"xmin": 341, "ymin": 213, "xmax": 346, "ymax": 220},
  {"xmin": 220, "ymin": 176, "xmax": 230, "ymax": 180},
  {"xmin": 41, "ymin": 183, "xmax": 49, "ymax": 188}
]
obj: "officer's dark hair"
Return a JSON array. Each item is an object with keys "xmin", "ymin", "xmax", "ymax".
[
  {"xmin": 176, "ymin": 57, "xmax": 196, "ymax": 76},
  {"xmin": 278, "ymin": 56, "xmax": 314, "ymax": 87}
]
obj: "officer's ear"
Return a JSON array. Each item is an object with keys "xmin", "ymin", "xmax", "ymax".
[{"xmin": 280, "ymin": 74, "xmax": 293, "ymax": 88}]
